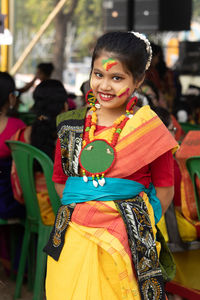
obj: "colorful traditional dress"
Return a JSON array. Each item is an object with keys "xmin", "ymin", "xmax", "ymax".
[{"xmin": 45, "ymin": 105, "xmax": 178, "ymax": 300}]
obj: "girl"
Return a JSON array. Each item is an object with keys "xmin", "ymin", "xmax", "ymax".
[{"xmin": 45, "ymin": 32, "xmax": 178, "ymax": 300}]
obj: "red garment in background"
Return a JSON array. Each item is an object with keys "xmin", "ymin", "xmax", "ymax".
[
  {"xmin": 0, "ymin": 117, "xmax": 25, "ymax": 158},
  {"xmin": 176, "ymin": 131, "xmax": 200, "ymax": 220},
  {"xmin": 171, "ymin": 114, "xmax": 185, "ymax": 142}
]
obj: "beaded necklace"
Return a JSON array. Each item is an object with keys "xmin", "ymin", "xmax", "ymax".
[{"xmin": 79, "ymin": 90, "xmax": 137, "ymax": 187}]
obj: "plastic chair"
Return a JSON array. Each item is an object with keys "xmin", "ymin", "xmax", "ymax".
[
  {"xmin": 163, "ymin": 157, "xmax": 200, "ymax": 299},
  {"xmin": 186, "ymin": 156, "xmax": 200, "ymax": 221},
  {"xmin": 179, "ymin": 122, "xmax": 200, "ymax": 134},
  {"xmin": 164, "ymin": 203, "xmax": 200, "ymax": 252},
  {"xmin": 6, "ymin": 140, "xmax": 60, "ymax": 300}
]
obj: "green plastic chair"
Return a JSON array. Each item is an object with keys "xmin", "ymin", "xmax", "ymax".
[
  {"xmin": 179, "ymin": 122, "xmax": 200, "ymax": 134},
  {"xmin": 6, "ymin": 140, "xmax": 61, "ymax": 300},
  {"xmin": 186, "ymin": 156, "xmax": 200, "ymax": 221}
]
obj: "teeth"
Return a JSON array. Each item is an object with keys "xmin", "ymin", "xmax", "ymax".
[{"xmin": 100, "ymin": 93, "xmax": 112, "ymax": 98}]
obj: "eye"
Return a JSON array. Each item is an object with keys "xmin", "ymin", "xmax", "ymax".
[
  {"xmin": 94, "ymin": 72, "xmax": 103, "ymax": 78},
  {"xmin": 113, "ymin": 76, "xmax": 122, "ymax": 81}
]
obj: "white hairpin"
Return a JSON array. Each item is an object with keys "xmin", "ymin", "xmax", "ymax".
[{"xmin": 129, "ymin": 31, "xmax": 152, "ymax": 71}]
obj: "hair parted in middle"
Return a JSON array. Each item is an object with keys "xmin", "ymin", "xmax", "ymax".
[{"xmin": 91, "ymin": 31, "xmax": 152, "ymax": 82}]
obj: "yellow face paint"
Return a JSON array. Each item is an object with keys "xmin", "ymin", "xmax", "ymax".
[
  {"xmin": 102, "ymin": 58, "xmax": 118, "ymax": 71},
  {"xmin": 116, "ymin": 86, "xmax": 130, "ymax": 98}
]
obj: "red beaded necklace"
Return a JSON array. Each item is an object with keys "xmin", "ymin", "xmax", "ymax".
[{"xmin": 79, "ymin": 90, "xmax": 137, "ymax": 187}]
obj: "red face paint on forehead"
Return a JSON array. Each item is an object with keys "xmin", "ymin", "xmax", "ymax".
[{"xmin": 102, "ymin": 58, "xmax": 118, "ymax": 71}]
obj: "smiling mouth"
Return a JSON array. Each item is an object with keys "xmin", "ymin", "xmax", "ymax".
[{"xmin": 99, "ymin": 92, "xmax": 115, "ymax": 101}]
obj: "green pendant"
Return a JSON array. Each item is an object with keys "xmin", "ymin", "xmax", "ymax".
[{"xmin": 79, "ymin": 139, "xmax": 116, "ymax": 175}]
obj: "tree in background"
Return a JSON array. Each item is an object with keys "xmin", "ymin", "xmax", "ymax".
[
  {"xmin": 53, "ymin": 0, "xmax": 79, "ymax": 80},
  {"xmin": 193, "ymin": 0, "xmax": 200, "ymax": 21},
  {"xmin": 14, "ymin": 0, "xmax": 103, "ymax": 80}
]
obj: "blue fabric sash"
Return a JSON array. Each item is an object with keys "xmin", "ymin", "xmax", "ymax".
[{"xmin": 61, "ymin": 177, "xmax": 162, "ymax": 224}]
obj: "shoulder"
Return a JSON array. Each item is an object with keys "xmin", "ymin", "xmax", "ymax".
[
  {"xmin": 56, "ymin": 107, "xmax": 88, "ymax": 127},
  {"xmin": 132, "ymin": 105, "xmax": 158, "ymax": 123}
]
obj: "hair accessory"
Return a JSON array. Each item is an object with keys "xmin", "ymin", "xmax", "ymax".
[
  {"xmin": 85, "ymin": 89, "xmax": 100, "ymax": 110},
  {"xmin": 129, "ymin": 31, "xmax": 152, "ymax": 71}
]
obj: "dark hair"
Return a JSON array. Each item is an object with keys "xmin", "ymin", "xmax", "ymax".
[
  {"xmin": 91, "ymin": 32, "xmax": 150, "ymax": 81},
  {"xmin": 153, "ymin": 106, "xmax": 171, "ymax": 128},
  {"xmin": 37, "ymin": 62, "xmax": 54, "ymax": 78},
  {"xmin": 31, "ymin": 79, "xmax": 68, "ymax": 161},
  {"xmin": 0, "ymin": 72, "xmax": 15, "ymax": 110},
  {"xmin": 150, "ymin": 43, "xmax": 168, "ymax": 80}
]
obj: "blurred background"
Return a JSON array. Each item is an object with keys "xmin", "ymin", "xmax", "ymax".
[{"xmin": 0, "ymin": 0, "xmax": 200, "ymax": 111}]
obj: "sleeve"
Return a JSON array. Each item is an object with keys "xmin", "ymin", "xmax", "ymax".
[
  {"xmin": 52, "ymin": 138, "xmax": 68, "ymax": 184},
  {"xmin": 150, "ymin": 150, "xmax": 174, "ymax": 187}
]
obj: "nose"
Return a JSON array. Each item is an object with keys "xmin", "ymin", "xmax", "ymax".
[{"xmin": 100, "ymin": 78, "xmax": 111, "ymax": 91}]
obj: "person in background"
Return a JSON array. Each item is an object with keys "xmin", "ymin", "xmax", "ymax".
[
  {"xmin": 17, "ymin": 62, "xmax": 54, "ymax": 95},
  {"xmin": 0, "ymin": 72, "xmax": 25, "ymax": 219},
  {"xmin": 146, "ymin": 43, "xmax": 181, "ymax": 113},
  {"xmin": 140, "ymin": 79, "xmax": 185, "ymax": 142},
  {"xmin": 45, "ymin": 31, "xmax": 178, "ymax": 300},
  {"xmin": 11, "ymin": 79, "xmax": 68, "ymax": 225},
  {"xmin": 0, "ymin": 72, "xmax": 25, "ymax": 273}
]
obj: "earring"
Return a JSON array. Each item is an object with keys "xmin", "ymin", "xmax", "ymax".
[
  {"xmin": 126, "ymin": 96, "xmax": 138, "ymax": 118},
  {"xmin": 9, "ymin": 104, "xmax": 14, "ymax": 109},
  {"xmin": 85, "ymin": 89, "xmax": 100, "ymax": 110}
]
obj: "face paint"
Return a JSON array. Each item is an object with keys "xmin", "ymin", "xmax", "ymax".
[
  {"xmin": 116, "ymin": 86, "xmax": 130, "ymax": 98},
  {"xmin": 102, "ymin": 58, "xmax": 118, "ymax": 71}
]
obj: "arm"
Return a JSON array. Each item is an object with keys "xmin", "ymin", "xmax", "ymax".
[
  {"xmin": 155, "ymin": 186, "xmax": 174, "ymax": 215},
  {"xmin": 17, "ymin": 77, "xmax": 37, "ymax": 94},
  {"xmin": 54, "ymin": 183, "xmax": 65, "ymax": 198},
  {"xmin": 150, "ymin": 150, "xmax": 175, "ymax": 215}
]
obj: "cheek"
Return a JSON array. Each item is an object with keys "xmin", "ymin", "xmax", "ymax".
[
  {"xmin": 90, "ymin": 76, "xmax": 99, "ymax": 91},
  {"xmin": 116, "ymin": 86, "xmax": 130, "ymax": 98}
]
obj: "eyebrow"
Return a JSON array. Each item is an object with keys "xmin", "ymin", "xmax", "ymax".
[{"xmin": 93, "ymin": 68, "xmax": 126, "ymax": 77}]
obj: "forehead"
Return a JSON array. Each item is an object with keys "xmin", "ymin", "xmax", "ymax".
[{"xmin": 93, "ymin": 52, "xmax": 129, "ymax": 74}]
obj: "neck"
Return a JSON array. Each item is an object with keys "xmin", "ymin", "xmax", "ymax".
[{"xmin": 97, "ymin": 104, "xmax": 127, "ymax": 126}]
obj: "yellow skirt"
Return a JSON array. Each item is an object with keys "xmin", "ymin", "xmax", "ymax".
[{"xmin": 46, "ymin": 198, "xmax": 160, "ymax": 300}]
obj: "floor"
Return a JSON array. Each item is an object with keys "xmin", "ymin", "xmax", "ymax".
[{"xmin": 0, "ymin": 264, "xmax": 33, "ymax": 300}]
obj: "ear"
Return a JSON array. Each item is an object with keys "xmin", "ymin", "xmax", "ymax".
[
  {"xmin": 9, "ymin": 93, "xmax": 16, "ymax": 108},
  {"xmin": 135, "ymin": 75, "xmax": 145, "ymax": 89}
]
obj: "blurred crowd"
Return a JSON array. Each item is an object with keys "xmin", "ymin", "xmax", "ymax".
[{"xmin": 0, "ymin": 39, "xmax": 200, "ymax": 299}]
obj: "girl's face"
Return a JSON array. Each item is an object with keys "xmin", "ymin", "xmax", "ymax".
[{"xmin": 90, "ymin": 52, "xmax": 142, "ymax": 112}]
